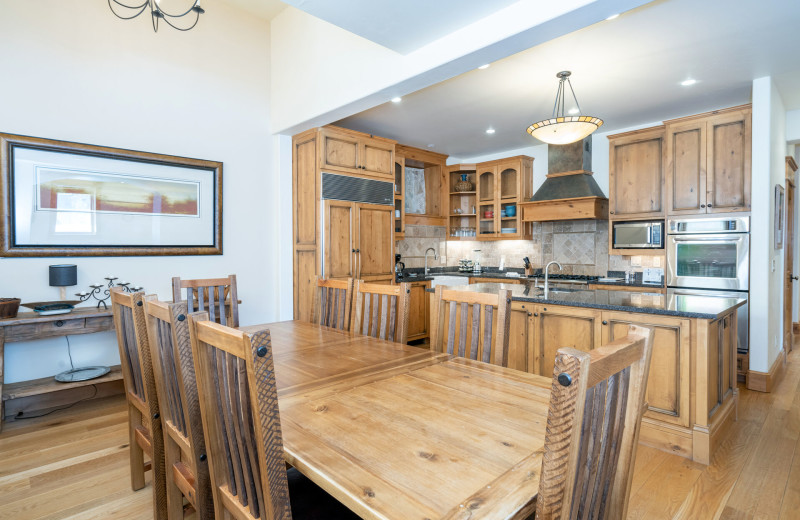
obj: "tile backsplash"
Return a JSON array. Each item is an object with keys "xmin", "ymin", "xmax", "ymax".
[{"xmin": 397, "ymin": 220, "xmax": 663, "ymax": 275}]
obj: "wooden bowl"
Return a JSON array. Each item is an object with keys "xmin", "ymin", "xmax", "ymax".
[{"xmin": 0, "ymin": 298, "xmax": 21, "ymax": 319}]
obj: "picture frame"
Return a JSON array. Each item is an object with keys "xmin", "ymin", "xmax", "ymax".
[
  {"xmin": 1, "ymin": 133, "xmax": 222, "ymax": 257},
  {"xmin": 775, "ymin": 183, "xmax": 785, "ymax": 250}
]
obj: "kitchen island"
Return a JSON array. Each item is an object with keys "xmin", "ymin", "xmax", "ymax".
[{"xmin": 428, "ymin": 282, "xmax": 746, "ymax": 464}]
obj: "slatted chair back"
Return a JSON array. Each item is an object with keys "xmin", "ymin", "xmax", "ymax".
[
  {"xmin": 350, "ymin": 280, "xmax": 411, "ymax": 344},
  {"xmin": 430, "ymin": 286, "xmax": 512, "ymax": 367},
  {"xmin": 312, "ymin": 276, "xmax": 353, "ymax": 331},
  {"xmin": 172, "ymin": 275, "xmax": 239, "ymax": 328},
  {"xmin": 189, "ymin": 315, "xmax": 291, "ymax": 520},
  {"xmin": 144, "ymin": 299, "xmax": 213, "ymax": 519},
  {"xmin": 110, "ymin": 288, "xmax": 168, "ymax": 520},
  {"xmin": 536, "ymin": 325, "xmax": 655, "ymax": 520}
]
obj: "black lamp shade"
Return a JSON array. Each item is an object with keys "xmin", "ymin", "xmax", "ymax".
[{"xmin": 49, "ymin": 264, "xmax": 77, "ymax": 287}]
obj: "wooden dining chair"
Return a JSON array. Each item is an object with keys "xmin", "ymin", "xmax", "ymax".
[
  {"xmin": 110, "ymin": 288, "xmax": 168, "ymax": 520},
  {"xmin": 144, "ymin": 299, "xmax": 213, "ymax": 519},
  {"xmin": 351, "ymin": 280, "xmax": 411, "ymax": 344},
  {"xmin": 172, "ymin": 275, "xmax": 239, "ymax": 328},
  {"xmin": 312, "ymin": 276, "xmax": 353, "ymax": 331},
  {"xmin": 188, "ymin": 315, "xmax": 359, "ymax": 520},
  {"xmin": 429, "ymin": 285, "xmax": 513, "ymax": 367},
  {"xmin": 535, "ymin": 325, "xmax": 655, "ymax": 520}
]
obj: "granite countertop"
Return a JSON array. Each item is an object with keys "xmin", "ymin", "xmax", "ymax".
[
  {"xmin": 426, "ymin": 282, "xmax": 745, "ymax": 320},
  {"xmin": 397, "ymin": 270, "xmax": 666, "ymax": 290}
]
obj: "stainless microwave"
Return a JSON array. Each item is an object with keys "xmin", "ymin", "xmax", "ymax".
[{"xmin": 612, "ymin": 220, "xmax": 664, "ymax": 249}]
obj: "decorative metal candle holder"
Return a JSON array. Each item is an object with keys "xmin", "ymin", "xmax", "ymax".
[{"xmin": 75, "ymin": 277, "xmax": 143, "ymax": 309}]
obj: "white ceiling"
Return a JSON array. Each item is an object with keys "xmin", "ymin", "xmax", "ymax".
[
  {"xmin": 221, "ymin": 0, "xmax": 287, "ymax": 20},
  {"xmin": 335, "ymin": 0, "xmax": 800, "ymax": 158},
  {"xmin": 280, "ymin": 0, "xmax": 520, "ymax": 54}
]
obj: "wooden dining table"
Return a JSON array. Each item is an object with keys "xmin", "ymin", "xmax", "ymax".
[{"xmin": 240, "ymin": 320, "xmax": 553, "ymax": 520}]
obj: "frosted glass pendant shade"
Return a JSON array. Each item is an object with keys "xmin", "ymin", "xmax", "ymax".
[{"xmin": 527, "ymin": 116, "xmax": 604, "ymax": 145}]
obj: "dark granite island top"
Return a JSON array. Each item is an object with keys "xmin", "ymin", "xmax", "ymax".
[{"xmin": 426, "ymin": 282, "xmax": 745, "ymax": 320}]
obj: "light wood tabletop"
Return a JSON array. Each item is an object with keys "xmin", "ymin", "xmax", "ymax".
[{"xmin": 240, "ymin": 320, "xmax": 552, "ymax": 519}]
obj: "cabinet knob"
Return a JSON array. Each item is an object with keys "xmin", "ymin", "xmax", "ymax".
[
  {"xmin": 352, "ymin": 248, "xmax": 356, "ymax": 253},
  {"xmin": 355, "ymin": 249, "xmax": 360, "ymax": 253},
  {"xmin": 700, "ymin": 204, "xmax": 706, "ymax": 208},
  {"xmin": 533, "ymin": 313, "xmax": 539, "ymax": 317},
  {"xmin": 527, "ymin": 312, "xmax": 532, "ymax": 317},
  {"xmin": 707, "ymin": 203, "xmax": 713, "ymax": 208},
  {"xmin": 602, "ymin": 320, "xmax": 608, "ymax": 325},
  {"xmin": 55, "ymin": 320, "xmax": 64, "ymax": 327},
  {"xmin": 543, "ymin": 307, "xmax": 547, "ymax": 311},
  {"xmin": 610, "ymin": 211, "xmax": 615, "ymax": 214}
]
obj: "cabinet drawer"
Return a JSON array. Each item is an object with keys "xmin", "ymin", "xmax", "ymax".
[{"xmin": 7, "ymin": 318, "xmax": 86, "ymax": 341}]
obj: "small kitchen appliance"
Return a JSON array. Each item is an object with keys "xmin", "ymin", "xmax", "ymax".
[{"xmin": 394, "ymin": 254, "xmax": 405, "ymax": 277}]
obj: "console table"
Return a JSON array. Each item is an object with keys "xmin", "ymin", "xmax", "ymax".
[{"xmin": 0, "ymin": 307, "xmax": 121, "ymax": 431}]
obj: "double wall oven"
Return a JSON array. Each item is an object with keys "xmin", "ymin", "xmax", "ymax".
[{"xmin": 666, "ymin": 216, "xmax": 749, "ymax": 353}]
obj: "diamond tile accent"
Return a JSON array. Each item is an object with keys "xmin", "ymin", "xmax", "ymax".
[{"xmin": 554, "ymin": 232, "xmax": 595, "ymax": 265}]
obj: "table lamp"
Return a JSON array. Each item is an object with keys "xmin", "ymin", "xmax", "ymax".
[{"xmin": 50, "ymin": 264, "xmax": 77, "ymax": 300}]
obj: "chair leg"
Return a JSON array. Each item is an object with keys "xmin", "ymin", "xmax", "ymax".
[
  {"xmin": 128, "ymin": 404, "xmax": 146, "ymax": 491},
  {"xmin": 165, "ymin": 439, "xmax": 184, "ymax": 520},
  {"xmin": 150, "ymin": 418, "xmax": 169, "ymax": 520}
]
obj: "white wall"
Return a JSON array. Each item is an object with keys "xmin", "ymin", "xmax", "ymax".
[
  {"xmin": 787, "ymin": 109, "xmax": 800, "ymax": 143},
  {"xmin": 0, "ymin": 1, "xmax": 277, "ymax": 383},
  {"xmin": 749, "ymin": 77, "xmax": 787, "ymax": 373}
]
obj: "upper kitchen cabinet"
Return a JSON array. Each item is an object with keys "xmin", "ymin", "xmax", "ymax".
[
  {"xmin": 608, "ymin": 126, "xmax": 666, "ymax": 219},
  {"xmin": 320, "ymin": 126, "xmax": 395, "ymax": 178},
  {"xmin": 665, "ymin": 105, "xmax": 751, "ymax": 215},
  {"xmin": 473, "ymin": 156, "xmax": 533, "ymax": 240},
  {"xmin": 397, "ymin": 144, "xmax": 448, "ymax": 227}
]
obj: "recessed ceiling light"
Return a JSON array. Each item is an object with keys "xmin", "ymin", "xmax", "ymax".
[
  {"xmin": 486, "ymin": 128, "xmax": 495, "ymax": 134},
  {"xmin": 606, "ymin": 13, "xmax": 619, "ymax": 20},
  {"xmin": 568, "ymin": 107, "xmax": 580, "ymax": 115},
  {"xmin": 680, "ymin": 79, "xmax": 697, "ymax": 86},
  {"xmin": 391, "ymin": 97, "xmax": 402, "ymax": 103},
  {"xmin": 478, "ymin": 64, "xmax": 490, "ymax": 70}
]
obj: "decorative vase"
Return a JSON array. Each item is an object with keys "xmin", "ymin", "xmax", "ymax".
[{"xmin": 454, "ymin": 173, "xmax": 473, "ymax": 192}]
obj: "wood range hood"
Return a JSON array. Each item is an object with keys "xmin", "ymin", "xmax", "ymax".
[{"xmin": 519, "ymin": 137, "xmax": 609, "ymax": 222}]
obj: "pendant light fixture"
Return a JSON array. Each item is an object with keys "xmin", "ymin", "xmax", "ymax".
[
  {"xmin": 526, "ymin": 71, "xmax": 603, "ymax": 145},
  {"xmin": 108, "ymin": 0, "xmax": 205, "ymax": 32}
]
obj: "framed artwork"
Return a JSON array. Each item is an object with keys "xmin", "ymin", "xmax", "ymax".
[
  {"xmin": 1, "ymin": 133, "xmax": 222, "ymax": 257},
  {"xmin": 775, "ymin": 184, "xmax": 785, "ymax": 250}
]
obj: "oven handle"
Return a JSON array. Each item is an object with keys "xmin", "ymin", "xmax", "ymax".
[{"xmin": 670, "ymin": 236, "xmax": 744, "ymax": 242}]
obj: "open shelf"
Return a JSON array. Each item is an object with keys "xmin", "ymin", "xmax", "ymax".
[
  {"xmin": 450, "ymin": 191, "xmax": 476, "ymax": 195},
  {"xmin": 3, "ymin": 365, "xmax": 123, "ymax": 401}
]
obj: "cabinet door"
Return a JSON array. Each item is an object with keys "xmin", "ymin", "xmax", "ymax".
[
  {"xmin": 533, "ymin": 305, "xmax": 602, "ymax": 376},
  {"xmin": 601, "ymin": 311, "xmax": 691, "ymax": 427},
  {"xmin": 361, "ymin": 138, "xmax": 394, "ymax": 177},
  {"xmin": 476, "ymin": 165, "xmax": 498, "ymax": 238},
  {"xmin": 509, "ymin": 302, "xmax": 535, "ymax": 373},
  {"xmin": 355, "ymin": 203, "xmax": 394, "ymax": 279},
  {"xmin": 497, "ymin": 161, "xmax": 522, "ymax": 238},
  {"xmin": 323, "ymin": 200, "xmax": 356, "ymax": 279},
  {"xmin": 666, "ymin": 121, "xmax": 707, "ymax": 215},
  {"xmin": 707, "ymin": 109, "xmax": 751, "ymax": 213},
  {"xmin": 608, "ymin": 128, "xmax": 666, "ymax": 218},
  {"xmin": 407, "ymin": 281, "xmax": 430, "ymax": 341},
  {"xmin": 321, "ymin": 128, "xmax": 361, "ymax": 174}
]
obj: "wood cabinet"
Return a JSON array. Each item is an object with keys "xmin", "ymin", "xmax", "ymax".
[
  {"xmin": 509, "ymin": 302, "xmax": 535, "ymax": 373},
  {"xmin": 447, "ymin": 164, "xmax": 478, "ymax": 239},
  {"xmin": 601, "ymin": 312, "xmax": 691, "ymax": 428},
  {"xmin": 474, "ymin": 156, "xmax": 533, "ymax": 240},
  {"xmin": 665, "ymin": 105, "xmax": 752, "ymax": 215},
  {"xmin": 407, "ymin": 281, "xmax": 431, "ymax": 342},
  {"xmin": 533, "ymin": 305, "xmax": 603, "ymax": 376},
  {"xmin": 394, "ymin": 156, "xmax": 405, "ymax": 238},
  {"xmin": 608, "ymin": 126, "xmax": 666, "ymax": 219},
  {"xmin": 320, "ymin": 126, "xmax": 394, "ymax": 178},
  {"xmin": 397, "ymin": 144, "xmax": 448, "ymax": 227},
  {"xmin": 293, "ymin": 126, "xmax": 397, "ymax": 321},
  {"xmin": 323, "ymin": 200, "xmax": 394, "ymax": 281}
]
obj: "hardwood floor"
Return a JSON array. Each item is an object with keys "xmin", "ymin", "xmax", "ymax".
[{"xmin": 1, "ymin": 348, "xmax": 799, "ymax": 519}]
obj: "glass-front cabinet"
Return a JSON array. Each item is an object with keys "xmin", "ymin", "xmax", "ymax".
[{"xmin": 450, "ymin": 156, "xmax": 532, "ymax": 241}]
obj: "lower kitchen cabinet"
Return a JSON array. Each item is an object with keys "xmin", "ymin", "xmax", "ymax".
[
  {"xmin": 510, "ymin": 302, "xmax": 603, "ymax": 376},
  {"xmin": 601, "ymin": 311, "xmax": 691, "ymax": 428},
  {"xmin": 407, "ymin": 281, "xmax": 431, "ymax": 342}
]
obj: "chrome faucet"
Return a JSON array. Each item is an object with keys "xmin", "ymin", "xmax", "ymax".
[
  {"xmin": 544, "ymin": 261, "xmax": 563, "ymax": 294},
  {"xmin": 424, "ymin": 247, "xmax": 437, "ymax": 276}
]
